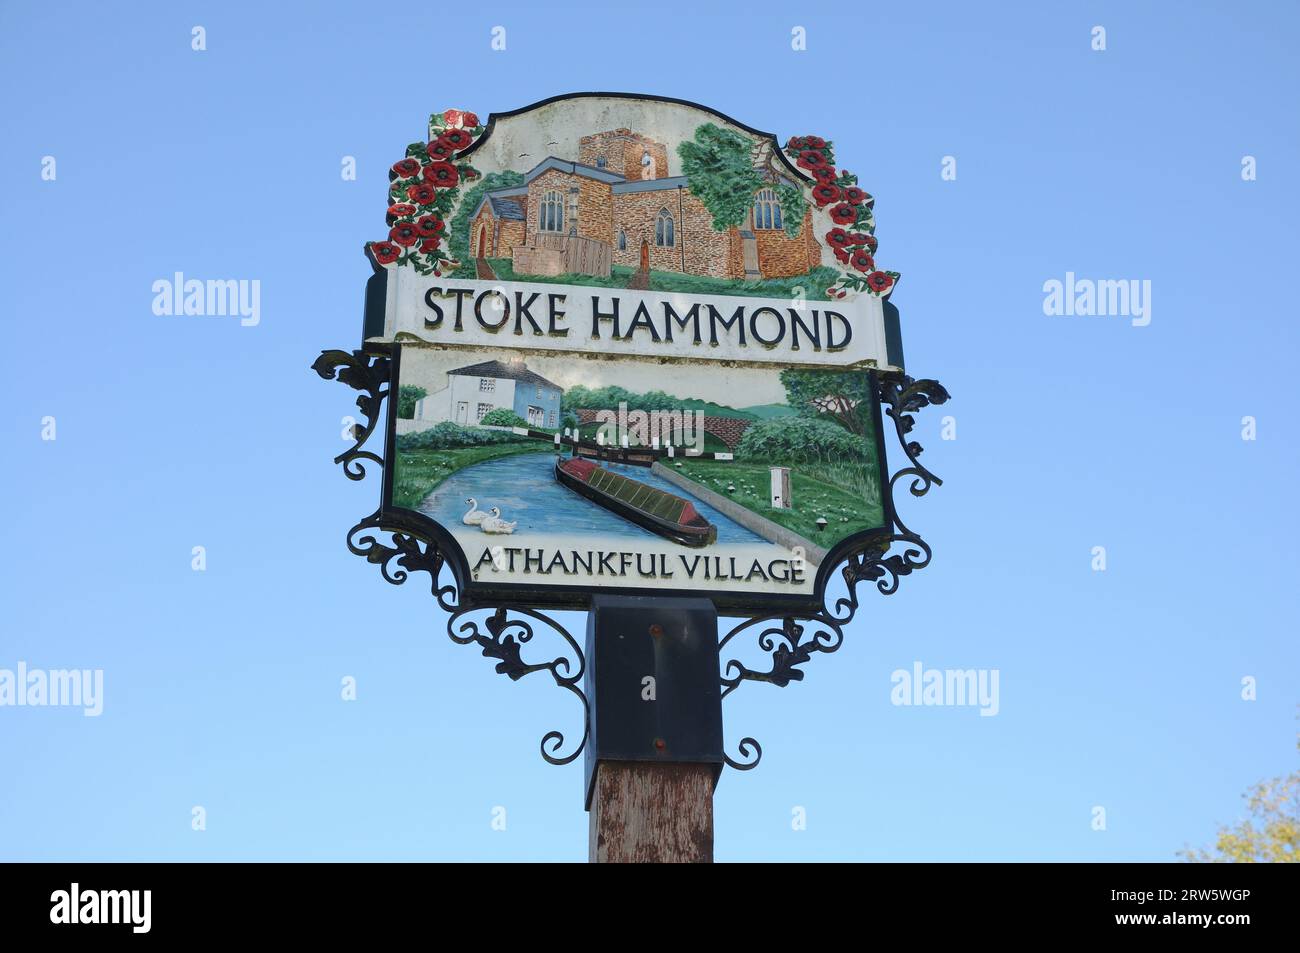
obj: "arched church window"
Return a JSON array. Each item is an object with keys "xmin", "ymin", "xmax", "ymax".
[
  {"xmin": 655, "ymin": 208, "xmax": 674, "ymax": 247},
  {"xmin": 540, "ymin": 190, "xmax": 564, "ymax": 232}
]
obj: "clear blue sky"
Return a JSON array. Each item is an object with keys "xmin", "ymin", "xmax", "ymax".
[{"xmin": 2, "ymin": 1, "xmax": 1296, "ymax": 861}]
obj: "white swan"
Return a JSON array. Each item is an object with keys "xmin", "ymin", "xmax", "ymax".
[
  {"xmin": 463, "ymin": 498, "xmax": 488, "ymax": 525},
  {"xmin": 479, "ymin": 506, "xmax": 517, "ymax": 534}
]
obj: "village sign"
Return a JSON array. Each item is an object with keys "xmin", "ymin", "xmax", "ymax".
[{"xmin": 315, "ymin": 93, "xmax": 948, "ymax": 778}]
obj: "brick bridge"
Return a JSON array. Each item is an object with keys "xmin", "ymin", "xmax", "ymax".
[{"xmin": 574, "ymin": 408, "xmax": 753, "ymax": 449}]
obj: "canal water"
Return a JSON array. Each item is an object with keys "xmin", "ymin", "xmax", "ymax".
[{"xmin": 419, "ymin": 451, "xmax": 765, "ymax": 544}]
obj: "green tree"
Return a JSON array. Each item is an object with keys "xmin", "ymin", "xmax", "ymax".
[
  {"xmin": 677, "ymin": 124, "xmax": 764, "ymax": 233},
  {"xmin": 1181, "ymin": 734, "xmax": 1299, "ymax": 863},
  {"xmin": 397, "ymin": 385, "xmax": 427, "ymax": 420},
  {"xmin": 449, "ymin": 170, "xmax": 525, "ymax": 273},
  {"xmin": 780, "ymin": 369, "xmax": 875, "ymax": 437}
]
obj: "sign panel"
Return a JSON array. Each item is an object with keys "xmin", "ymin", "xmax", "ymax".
[{"xmin": 362, "ymin": 93, "xmax": 904, "ymax": 611}]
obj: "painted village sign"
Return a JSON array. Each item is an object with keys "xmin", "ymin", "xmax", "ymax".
[{"xmin": 350, "ymin": 93, "xmax": 910, "ymax": 612}]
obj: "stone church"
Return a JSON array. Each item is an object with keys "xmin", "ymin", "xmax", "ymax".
[{"xmin": 467, "ymin": 128, "xmax": 819, "ymax": 282}]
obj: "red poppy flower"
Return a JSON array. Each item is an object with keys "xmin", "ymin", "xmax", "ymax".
[
  {"xmin": 442, "ymin": 108, "xmax": 465, "ymax": 129},
  {"xmin": 803, "ymin": 135, "xmax": 826, "ymax": 150},
  {"xmin": 850, "ymin": 233, "xmax": 877, "ymax": 250},
  {"xmin": 833, "ymin": 246, "xmax": 852, "ymax": 264},
  {"xmin": 825, "ymin": 228, "xmax": 853, "ymax": 248},
  {"xmin": 406, "ymin": 183, "xmax": 437, "ymax": 204},
  {"xmin": 387, "ymin": 203, "xmax": 418, "ymax": 220},
  {"xmin": 787, "ymin": 136, "xmax": 806, "ymax": 151},
  {"xmin": 390, "ymin": 223, "xmax": 421, "ymax": 247},
  {"xmin": 370, "ymin": 241, "xmax": 401, "ymax": 265},
  {"xmin": 419, "ymin": 237, "xmax": 441, "ymax": 254},
  {"xmin": 829, "ymin": 203, "xmax": 856, "ymax": 225},
  {"xmin": 422, "ymin": 162, "xmax": 459, "ymax": 188},
  {"xmin": 812, "ymin": 183, "xmax": 841, "ymax": 207},
  {"xmin": 849, "ymin": 250, "xmax": 875, "ymax": 273},
  {"xmin": 462, "ymin": 111, "xmax": 480, "ymax": 129},
  {"xmin": 866, "ymin": 271, "xmax": 895, "ymax": 293},
  {"xmin": 440, "ymin": 129, "xmax": 473, "ymax": 151},
  {"xmin": 416, "ymin": 215, "xmax": 444, "ymax": 237},
  {"xmin": 391, "ymin": 158, "xmax": 421, "ymax": 179},
  {"xmin": 427, "ymin": 139, "xmax": 454, "ymax": 160},
  {"xmin": 797, "ymin": 149, "xmax": 828, "ymax": 170},
  {"xmin": 844, "ymin": 187, "xmax": 873, "ymax": 208},
  {"xmin": 811, "ymin": 166, "xmax": 837, "ymax": 184}
]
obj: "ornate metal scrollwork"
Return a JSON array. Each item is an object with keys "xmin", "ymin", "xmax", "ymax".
[
  {"xmin": 342, "ymin": 507, "xmax": 591, "ymax": 766},
  {"xmin": 445, "ymin": 606, "xmax": 589, "ymax": 765},
  {"xmin": 311, "ymin": 348, "xmax": 391, "ymax": 481},
  {"xmin": 717, "ymin": 372, "xmax": 950, "ymax": 771}
]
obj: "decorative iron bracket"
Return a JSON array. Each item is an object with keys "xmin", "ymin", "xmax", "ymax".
[{"xmin": 311, "ymin": 348, "xmax": 391, "ymax": 481}]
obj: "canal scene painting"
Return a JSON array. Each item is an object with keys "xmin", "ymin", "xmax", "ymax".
[{"xmin": 391, "ymin": 344, "xmax": 887, "ymax": 598}]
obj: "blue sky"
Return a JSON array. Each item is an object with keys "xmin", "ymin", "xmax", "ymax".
[{"xmin": 2, "ymin": 1, "xmax": 1297, "ymax": 861}]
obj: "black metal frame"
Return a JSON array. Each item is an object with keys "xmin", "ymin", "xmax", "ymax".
[{"xmin": 314, "ymin": 343, "xmax": 947, "ymax": 772}]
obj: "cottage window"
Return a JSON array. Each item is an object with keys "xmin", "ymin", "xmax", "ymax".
[
  {"xmin": 476, "ymin": 403, "xmax": 493, "ymax": 422},
  {"xmin": 655, "ymin": 208, "xmax": 674, "ymax": 247},
  {"xmin": 479, "ymin": 378, "xmax": 495, "ymax": 393},
  {"xmin": 754, "ymin": 189, "xmax": 783, "ymax": 231},
  {"xmin": 617, "ymin": 230, "xmax": 626, "ymax": 251},
  {"xmin": 595, "ymin": 157, "xmax": 607, "ymax": 169},
  {"xmin": 540, "ymin": 190, "xmax": 564, "ymax": 232}
]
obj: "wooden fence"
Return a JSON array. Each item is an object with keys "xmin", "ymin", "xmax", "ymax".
[{"xmin": 513, "ymin": 234, "xmax": 611, "ymax": 278}]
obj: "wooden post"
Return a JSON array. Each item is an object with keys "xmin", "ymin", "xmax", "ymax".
[
  {"xmin": 589, "ymin": 762, "xmax": 714, "ymax": 863},
  {"xmin": 585, "ymin": 596, "xmax": 722, "ymax": 864}
]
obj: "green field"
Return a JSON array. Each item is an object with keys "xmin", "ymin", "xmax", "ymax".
[
  {"xmin": 393, "ymin": 444, "xmax": 551, "ymax": 510},
  {"xmin": 484, "ymin": 258, "xmax": 840, "ymax": 302},
  {"xmin": 742, "ymin": 403, "xmax": 798, "ymax": 420},
  {"xmin": 670, "ymin": 460, "xmax": 883, "ymax": 548}
]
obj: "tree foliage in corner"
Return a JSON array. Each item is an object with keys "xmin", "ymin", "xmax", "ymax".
[
  {"xmin": 397, "ymin": 385, "xmax": 427, "ymax": 420},
  {"xmin": 780, "ymin": 369, "xmax": 875, "ymax": 437},
  {"xmin": 678, "ymin": 124, "xmax": 764, "ymax": 233},
  {"xmin": 1181, "ymin": 735, "xmax": 1299, "ymax": 863},
  {"xmin": 774, "ymin": 182, "xmax": 806, "ymax": 239}
]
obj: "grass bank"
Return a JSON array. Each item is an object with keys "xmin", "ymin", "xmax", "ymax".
[
  {"xmin": 484, "ymin": 258, "xmax": 840, "ymax": 301},
  {"xmin": 670, "ymin": 460, "xmax": 883, "ymax": 548}
]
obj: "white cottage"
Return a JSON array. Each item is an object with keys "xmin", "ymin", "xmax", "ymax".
[{"xmin": 414, "ymin": 358, "xmax": 563, "ymax": 429}]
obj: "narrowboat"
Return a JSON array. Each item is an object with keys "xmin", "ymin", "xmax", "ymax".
[{"xmin": 554, "ymin": 457, "xmax": 717, "ymax": 547}]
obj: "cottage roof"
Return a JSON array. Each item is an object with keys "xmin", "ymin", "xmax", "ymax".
[{"xmin": 448, "ymin": 359, "xmax": 561, "ymax": 392}]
